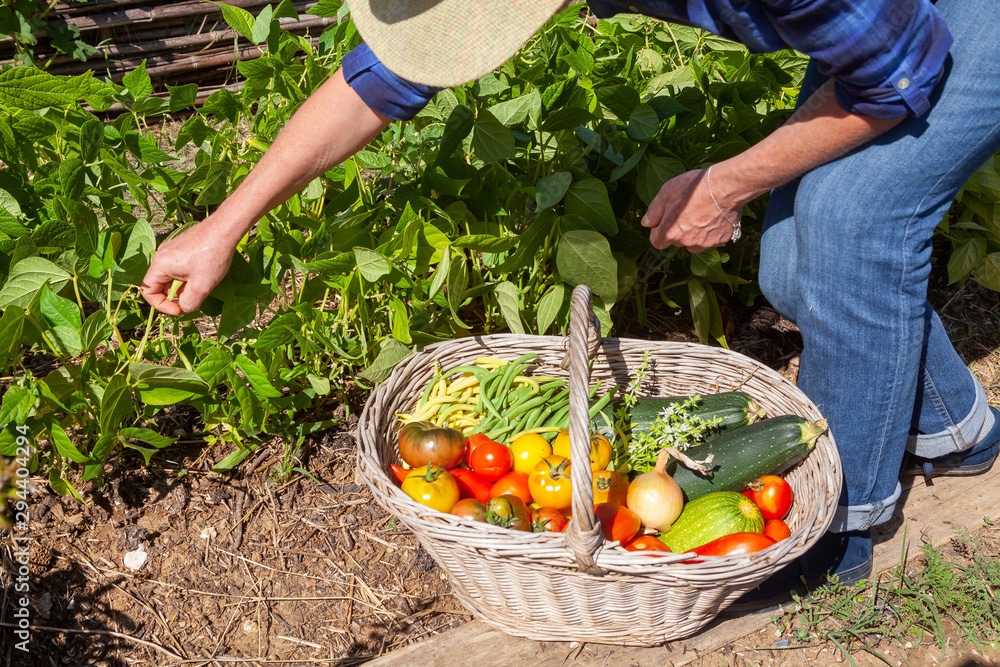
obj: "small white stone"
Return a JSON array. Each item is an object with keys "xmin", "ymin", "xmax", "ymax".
[
  {"xmin": 123, "ymin": 547, "xmax": 148, "ymax": 572},
  {"xmin": 200, "ymin": 526, "xmax": 218, "ymax": 540}
]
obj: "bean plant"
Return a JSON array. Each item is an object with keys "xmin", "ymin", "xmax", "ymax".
[{"xmin": 0, "ymin": 1, "xmax": 993, "ymax": 493}]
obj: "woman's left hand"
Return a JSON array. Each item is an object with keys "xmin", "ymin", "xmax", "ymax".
[{"xmin": 641, "ymin": 168, "xmax": 742, "ymax": 253}]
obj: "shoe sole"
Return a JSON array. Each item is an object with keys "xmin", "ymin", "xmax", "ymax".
[{"xmin": 901, "ymin": 448, "xmax": 998, "ymax": 478}]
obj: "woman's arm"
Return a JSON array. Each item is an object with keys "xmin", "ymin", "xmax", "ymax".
[
  {"xmin": 141, "ymin": 68, "xmax": 392, "ymax": 315},
  {"xmin": 641, "ymin": 79, "xmax": 906, "ymax": 252}
]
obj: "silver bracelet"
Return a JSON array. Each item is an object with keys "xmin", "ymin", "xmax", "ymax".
[{"xmin": 706, "ymin": 165, "xmax": 742, "ymax": 242}]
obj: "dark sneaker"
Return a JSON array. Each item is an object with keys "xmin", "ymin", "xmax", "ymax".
[
  {"xmin": 722, "ymin": 529, "xmax": 873, "ymax": 615},
  {"xmin": 902, "ymin": 406, "xmax": 1000, "ymax": 479}
]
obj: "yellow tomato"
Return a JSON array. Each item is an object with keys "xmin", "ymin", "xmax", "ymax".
[
  {"xmin": 509, "ymin": 432, "xmax": 552, "ymax": 474},
  {"xmin": 528, "ymin": 456, "xmax": 573, "ymax": 511},
  {"xmin": 401, "ymin": 465, "xmax": 460, "ymax": 513},
  {"xmin": 552, "ymin": 430, "xmax": 613, "ymax": 471}
]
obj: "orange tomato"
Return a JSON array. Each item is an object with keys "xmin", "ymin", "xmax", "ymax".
[
  {"xmin": 527, "ymin": 455, "xmax": 573, "ymax": 510},
  {"xmin": 594, "ymin": 502, "xmax": 642, "ymax": 544},
  {"xmin": 552, "ymin": 430, "xmax": 613, "ymax": 470},
  {"xmin": 490, "ymin": 471, "xmax": 532, "ymax": 505},
  {"xmin": 592, "ymin": 469, "xmax": 629, "ymax": 507},
  {"xmin": 763, "ymin": 518, "xmax": 792, "ymax": 542}
]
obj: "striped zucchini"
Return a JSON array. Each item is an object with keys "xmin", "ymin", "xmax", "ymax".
[{"xmin": 667, "ymin": 414, "xmax": 828, "ymax": 502}]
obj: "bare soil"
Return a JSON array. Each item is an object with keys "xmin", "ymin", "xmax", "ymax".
[{"xmin": 2, "ymin": 260, "xmax": 999, "ymax": 666}]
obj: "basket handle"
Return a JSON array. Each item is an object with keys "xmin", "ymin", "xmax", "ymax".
[{"xmin": 562, "ymin": 284, "xmax": 608, "ymax": 575}]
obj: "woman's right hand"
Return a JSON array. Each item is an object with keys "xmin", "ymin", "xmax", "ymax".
[{"xmin": 140, "ymin": 217, "xmax": 240, "ymax": 315}]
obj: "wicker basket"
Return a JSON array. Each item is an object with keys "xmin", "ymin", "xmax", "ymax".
[{"xmin": 357, "ymin": 285, "xmax": 841, "ymax": 645}]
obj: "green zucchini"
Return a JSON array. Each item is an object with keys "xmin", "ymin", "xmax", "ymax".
[
  {"xmin": 595, "ymin": 391, "xmax": 767, "ymax": 439},
  {"xmin": 666, "ymin": 414, "xmax": 827, "ymax": 502},
  {"xmin": 660, "ymin": 491, "xmax": 764, "ymax": 554}
]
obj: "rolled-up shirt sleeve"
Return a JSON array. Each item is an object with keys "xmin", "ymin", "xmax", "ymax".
[
  {"xmin": 342, "ymin": 42, "xmax": 442, "ymax": 120},
  {"xmin": 763, "ymin": 0, "xmax": 953, "ymax": 118}
]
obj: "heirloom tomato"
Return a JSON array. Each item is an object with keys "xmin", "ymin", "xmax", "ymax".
[
  {"xmin": 531, "ymin": 507, "xmax": 568, "ymax": 533},
  {"xmin": 486, "ymin": 495, "xmax": 531, "ymax": 531},
  {"xmin": 397, "ymin": 421, "xmax": 465, "ymax": 470},
  {"xmin": 450, "ymin": 498, "xmax": 488, "ymax": 522}
]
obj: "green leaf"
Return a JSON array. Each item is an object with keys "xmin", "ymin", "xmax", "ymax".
[
  {"xmin": 627, "ymin": 103, "xmax": 660, "ymax": 141},
  {"xmin": 542, "ymin": 106, "xmax": 595, "ymax": 132},
  {"xmin": 436, "ymin": 105, "xmax": 474, "ymax": 164},
  {"xmin": 251, "ymin": 3, "xmax": 274, "ymax": 44},
  {"xmin": 79, "ymin": 119, "xmax": 104, "ymax": 163},
  {"xmin": 688, "ymin": 279, "xmax": 727, "ymax": 346},
  {"xmin": 488, "ymin": 90, "xmax": 542, "ymax": 128},
  {"xmin": 51, "ymin": 427, "xmax": 90, "ymax": 464},
  {"xmin": 356, "ymin": 150, "xmax": 391, "ymax": 170},
  {"xmin": 100, "ymin": 375, "xmax": 134, "ymax": 435},
  {"xmin": 0, "ymin": 257, "xmax": 71, "ymax": 309},
  {"xmin": 58, "ymin": 156, "xmax": 85, "ymax": 200},
  {"xmin": 306, "ymin": 0, "xmax": 341, "ymax": 17},
  {"xmin": 218, "ymin": 296, "xmax": 258, "ymax": 339},
  {"xmin": 360, "ymin": 338, "xmax": 412, "ymax": 383},
  {"xmin": 389, "ymin": 296, "xmax": 411, "ymax": 344},
  {"xmin": 0, "ymin": 188, "xmax": 26, "ymax": 237},
  {"xmin": 493, "ymin": 281, "xmax": 525, "ymax": 334},
  {"xmin": 121, "ymin": 427, "xmax": 177, "ymax": 450},
  {"xmin": 131, "ymin": 363, "xmax": 211, "ymax": 405},
  {"xmin": 212, "ymin": 445, "xmax": 256, "ymax": 473},
  {"xmin": 0, "ymin": 384, "xmax": 34, "ymax": 426},
  {"xmin": 38, "ymin": 283, "xmax": 83, "ymax": 357},
  {"xmin": 596, "ymin": 84, "xmax": 639, "ymax": 120},
  {"xmin": 610, "ymin": 145, "xmax": 647, "ymax": 182},
  {"xmin": 947, "ymin": 238, "xmax": 986, "ymax": 285},
  {"xmin": 974, "ymin": 252, "xmax": 1000, "ymax": 291},
  {"xmin": 428, "ymin": 244, "xmax": 450, "ymax": 301},
  {"xmin": 214, "ymin": 1, "xmax": 256, "ymax": 40},
  {"xmin": 0, "ymin": 306, "xmax": 25, "ymax": 363},
  {"xmin": 307, "ymin": 374, "xmax": 331, "ymax": 396},
  {"xmin": 452, "ymin": 235, "xmax": 518, "ymax": 253},
  {"xmin": 535, "ymin": 171, "xmax": 573, "ymax": 211},
  {"xmin": 555, "ymin": 230, "xmax": 619, "ymax": 307},
  {"xmin": 80, "ymin": 311, "xmax": 114, "ymax": 351},
  {"xmin": 636, "ymin": 155, "xmax": 687, "ymax": 205},
  {"xmin": 235, "ymin": 354, "xmax": 283, "ymax": 398},
  {"xmin": 354, "ymin": 247, "xmax": 391, "ymax": 282},
  {"xmin": 472, "ymin": 109, "xmax": 515, "ymax": 163},
  {"xmin": 118, "ymin": 218, "xmax": 156, "ymax": 285},
  {"xmin": 689, "ymin": 248, "xmax": 733, "ymax": 285},
  {"xmin": 167, "ymin": 83, "xmax": 199, "ymax": 112},
  {"xmin": 446, "ymin": 249, "xmax": 469, "ymax": 324},
  {"xmin": 0, "ymin": 66, "xmax": 86, "ymax": 110},
  {"xmin": 195, "ymin": 348, "xmax": 232, "ymax": 386},
  {"xmin": 565, "ymin": 178, "xmax": 617, "ymax": 234},
  {"xmin": 536, "ymin": 284, "xmax": 565, "ymax": 335},
  {"xmin": 122, "ymin": 60, "xmax": 153, "ymax": 99}
]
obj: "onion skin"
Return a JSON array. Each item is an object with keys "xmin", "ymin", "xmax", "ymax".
[{"xmin": 626, "ymin": 449, "xmax": 684, "ymax": 531}]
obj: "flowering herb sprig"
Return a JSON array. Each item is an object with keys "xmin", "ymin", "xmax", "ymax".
[{"xmin": 625, "ymin": 396, "xmax": 722, "ymax": 473}]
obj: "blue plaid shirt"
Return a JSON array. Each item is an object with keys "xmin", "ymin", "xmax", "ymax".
[{"xmin": 343, "ymin": 0, "xmax": 952, "ymax": 120}]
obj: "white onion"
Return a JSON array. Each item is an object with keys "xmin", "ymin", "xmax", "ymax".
[{"xmin": 626, "ymin": 449, "xmax": 684, "ymax": 531}]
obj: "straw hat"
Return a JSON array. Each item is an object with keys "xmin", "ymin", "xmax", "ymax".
[{"xmin": 344, "ymin": 0, "xmax": 569, "ymax": 87}]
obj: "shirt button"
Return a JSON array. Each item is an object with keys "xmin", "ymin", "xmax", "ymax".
[{"xmin": 897, "ymin": 77, "xmax": 911, "ymax": 90}]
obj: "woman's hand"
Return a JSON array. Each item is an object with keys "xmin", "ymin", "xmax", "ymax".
[
  {"xmin": 640, "ymin": 168, "xmax": 742, "ymax": 253},
  {"xmin": 140, "ymin": 217, "xmax": 240, "ymax": 315}
]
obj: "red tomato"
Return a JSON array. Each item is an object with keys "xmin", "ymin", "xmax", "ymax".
[
  {"xmin": 450, "ymin": 498, "xmax": 487, "ymax": 522},
  {"xmin": 743, "ymin": 475, "xmax": 794, "ymax": 521},
  {"xmin": 450, "ymin": 468, "xmax": 494, "ymax": 503},
  {"xmin": 692, "ymin": 532, "xmax": 776, "ymax": 556},
  {"xmin": 592, "ymin": 469, "xmax": 629, "ymax": 507},
  {"xmin": 623, "ymin": 535, "xmax": 672, "ymax": 552},
  {"xmin": 531, "ymin": 507, "xmax": 568, "ymax": 533},
  {"xmin": 527, "ymin": 456, "xmax": 574, "ymax": 510},
  {"xmin": 594, "ymin": 502, "xmax": 642, "ymax": 544},
  {"xmin": 397, "ymin": 421, "xmax": 465, "ymax": 469},
  {"xmin": 764, "ymin": 518, "xmax": 792, "ymax": 542},
  {"xmin": 463, "ymin": 433, "xmax": 496, "ymax": 466},
  {"xmin": 490, "ymin": 471, "xmax": 532, "ymax": 505},
  {"xmin": 468, "ymin": 440, "xmax": 514, "ymax": 482},
  {"xmin": 485, "ymin": 495, "xmax": 531, "ymax": 531}
]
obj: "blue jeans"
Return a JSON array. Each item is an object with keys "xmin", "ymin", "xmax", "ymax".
[{"xmin": 758, "ymin": 0, "xmax": 1000, "ymax": 532}]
